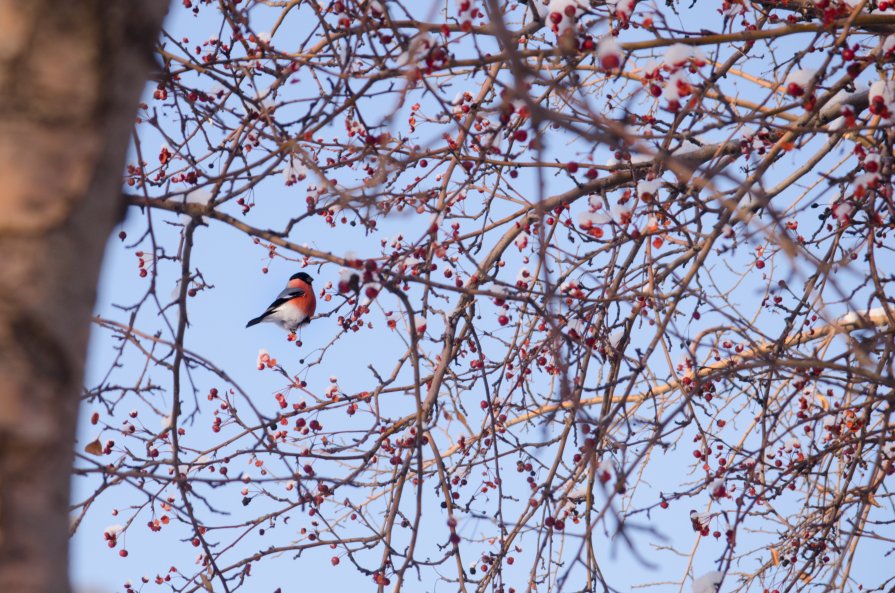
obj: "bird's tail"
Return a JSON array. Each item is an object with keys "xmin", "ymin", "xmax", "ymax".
[{"xmin": 246, "ymin": 316, "xmax": 264, "ymax": 328}]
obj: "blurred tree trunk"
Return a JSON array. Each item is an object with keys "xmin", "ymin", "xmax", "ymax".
[{"xmin": 0, "ymin": 2, "xmax": 167, "ymax": 592}]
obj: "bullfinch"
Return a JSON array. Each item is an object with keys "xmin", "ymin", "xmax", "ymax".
[{"xmin": 246, "ymin": 272, "xmax": 316, "ymax": 332}]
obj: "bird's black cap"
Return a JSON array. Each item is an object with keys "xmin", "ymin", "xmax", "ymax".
[{"xmin": 290, "ymin": 272, "xmax": 314, "ymax": 284}]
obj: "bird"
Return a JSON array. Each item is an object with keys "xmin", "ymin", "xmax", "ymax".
[{"xmin": 246, "ymin": 272, "xmax": 316, "ymax": 332}]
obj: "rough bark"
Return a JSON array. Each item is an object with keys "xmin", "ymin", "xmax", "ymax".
[{"xmin": 0, "ymin": 2, "xmax": 167, "ymax": 592}]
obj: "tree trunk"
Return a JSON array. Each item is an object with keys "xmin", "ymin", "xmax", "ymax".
[{"xmin": 0, "ymin": 2, "xmax": 167, "ymax": 592}]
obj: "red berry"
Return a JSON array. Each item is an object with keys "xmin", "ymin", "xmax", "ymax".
[
  {"xmin": 786, "ymin": 82, "xmax": 805, "ymax": 97},
  {"xmin": 600, "ymin": 54, "xmax": 621, "ymax": 70}
]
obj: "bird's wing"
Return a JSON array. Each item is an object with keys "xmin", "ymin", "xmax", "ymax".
[
  {"xmin": 247, "ymin": 288, "xmax": 308, "ymax": 327},
  {"xmin": 274, "ymin": 287, "xmax": 306, "ymax": 301},
  {"xmin": 257, "ymin": 288, "xmax": 306, "ymax": 316}
]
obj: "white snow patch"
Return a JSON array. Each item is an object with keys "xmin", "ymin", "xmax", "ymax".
[
  {"xmin": 180, "ymin": 189, "xmax": 211, "ymax": 223},
  {"xmin": 854, "ymin": 172, "xmax": 879, "ymax": 193},
  {"xmin": 784, "ymin": 69, "xmax": 815, "ymax": 94},
  {"xmin": 609, "ymin": 329, "xmax": 625, "ymax": 348},
  {"xmin": 546, "ymin": 0, "xmax": 583, "ymax": 34},
  {"xmin": 821, "ymin": 82, "xmax": 867, "ymax": 118},
  {"xmin": 663, "ymin": 43, "xmax": 705, "ymax": 69},
  {"xmin": 884, "ymin": 35, "xmax": 895, "ymax": 55},
  {"xmin": 831, "ymin": 201, "xmax": 855, "ymax": 222},
  {"xmin": 663, "ymin": 70, "xmax": 691, "ymax": 104},
  {"xmin": 579, "ymin": 210, "xmax": 610, "ymax": 229},
  {"xmin": 869, "ymin": 80, "xmax": 895, "ymax": 117},
  {"xmin": 568, "ymin": 485, "xmax": 589, "ymax": 500},
  {"xmin": 597, "ymin": 36, "xmax": 622, "ymax": 68},
  {"xmin": 257, "ymin": 348, "xmax": 270, "ymax": 368},
  {"xmin": 838, "ymin": 307, "xmax": 887, "ymax": 326},
  {"xmin": 637, "ymin": 179, "xmax": 662, "ymax": 199},
  {"xmin": 693, "ymin": 571, "xmax": 723, "ymax": 593},
  {"xmin": 607, "ymin": 0, "xmax": 636, "ymax": 20}
]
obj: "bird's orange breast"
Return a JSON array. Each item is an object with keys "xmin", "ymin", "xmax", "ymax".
[{"xmin": 287, "ymin": 278, "xmax": 316, "ymax": 317}]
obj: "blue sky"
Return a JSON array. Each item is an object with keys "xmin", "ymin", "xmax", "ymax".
[{"xmin": 71, "ymin": 2, "xmax": 895, "ymax": 592}]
